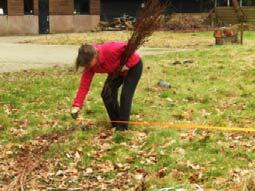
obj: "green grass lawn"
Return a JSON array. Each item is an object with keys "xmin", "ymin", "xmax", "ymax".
[
  {"xmin": 1, "ymin": 31, "xmax": 255, "ymax": 190},
  {"xmin": 22, "ymin": 31, "xmax": 255, "ymax": 49}
]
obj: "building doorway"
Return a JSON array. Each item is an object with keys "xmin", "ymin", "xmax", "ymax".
[{"xmin": 38, "ymin": 0, "xmax": 49, "ymax": 34}]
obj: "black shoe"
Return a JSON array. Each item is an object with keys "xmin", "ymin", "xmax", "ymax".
[
  {"xmin": 111, "ymin": 122, "xmax": 118, "ymax": 129},
  {"xmin": 115, "ymin": 124, "xmax": 128, "ymax": 131}
]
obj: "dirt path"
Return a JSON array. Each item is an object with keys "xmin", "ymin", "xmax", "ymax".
[
  {"xmin": 0, "ymin": 37, "xmax": 78, "ymax": 73},
  {"xmin": 0, "ymin": 36, "xmax": 186, "ymax": 73}
]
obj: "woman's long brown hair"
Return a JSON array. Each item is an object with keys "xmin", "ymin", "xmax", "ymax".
[{"xmin": 75, "ymin": 44, "xmax": 97, "ymax": 72}]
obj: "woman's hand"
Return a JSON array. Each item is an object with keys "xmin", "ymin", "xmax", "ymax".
[
  {"xmin": 71, "ymin": 107, "xmax": 80, "ymax": 119},
  {"xmin": 121, "ymin": 65, "xmax": 129, "ymax": 72},
  {"xmin": 121, "ymin": 65, "xmax": 130, "ymax": 76}
]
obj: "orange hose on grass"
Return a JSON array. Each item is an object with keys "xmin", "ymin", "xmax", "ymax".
[{"xmin": 111, "ymin": 120, "xmax": 255, "ymax": 133}]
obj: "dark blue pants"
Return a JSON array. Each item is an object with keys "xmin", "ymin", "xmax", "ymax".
[{"xmin": 101, "ymin": 60, "xmax": 143, "ymax": 130}]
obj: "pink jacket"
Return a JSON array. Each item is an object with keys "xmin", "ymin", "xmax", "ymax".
[{"xmin": 73, "ymin": 42, "xmax": 141, "ymax": 108}]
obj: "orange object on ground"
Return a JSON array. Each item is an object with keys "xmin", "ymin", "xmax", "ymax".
[{"xmin": 111, "ymin": 120, "xmax": 255, "ymax": 133}]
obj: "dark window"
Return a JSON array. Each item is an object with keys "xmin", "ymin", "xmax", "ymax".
[
  {"xmin": 74, "ymin": 0, "xmax": 90, "ymax": 15},
  {"xmin": 0, "ymin": 0, "xmax": 8, "ymax": 15},
  {"xmin": 242, "ymin": 0, "xmax": 255, "ymax": 6},
  {"xmin": 171, "ymin": 0, "xmax": 214, "ymax": 13},
  {"xmin": 24, "ymin": 0, "xmax": 34, "ymax": 15},
  {"xmin": 216, "ymin": 0, "xmax": 233, "ymax": 6}
]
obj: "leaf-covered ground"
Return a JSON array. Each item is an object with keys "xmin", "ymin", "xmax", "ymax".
[
  {"xmin": 1, "ymin": 31, "xmax": 255, "ymax": 190},
  {"xmin": 21, "ymin": 31, "xmax": 215, "ymax": 49}
]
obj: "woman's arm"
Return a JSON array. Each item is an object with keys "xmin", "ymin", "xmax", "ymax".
[
  {"xmin": 125, "ymin": 51, "xmax": 141, "ymax": 68},
  {"xmin": 73, "ymin": 69, "xmax": 95, "ymax": 108}
]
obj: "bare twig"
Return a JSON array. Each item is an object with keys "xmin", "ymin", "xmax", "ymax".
[{"xmin": 106, "ymin": 0, "xmax": 169, "ymax": 89}]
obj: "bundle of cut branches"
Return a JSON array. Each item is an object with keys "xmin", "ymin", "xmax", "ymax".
[{"xmin": 106, "ymin": 0, "xmax": 168, "ymax": 89}]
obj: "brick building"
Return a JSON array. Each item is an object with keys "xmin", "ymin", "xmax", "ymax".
[
  {"xmin": 100, "ymin": 0, "xmax": 214, "ymax": 22},
  {"xmin": 1, "ymin": 0, "xmax": 253, "ymax": 35},
  {"xmin": 0, "ymin": 0, "xmax": 100, "ymax": 35}
]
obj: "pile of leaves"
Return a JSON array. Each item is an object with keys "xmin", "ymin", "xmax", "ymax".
[{"xmin": 162, "ymin": 14, "xmax": 213, "ymax": 31}]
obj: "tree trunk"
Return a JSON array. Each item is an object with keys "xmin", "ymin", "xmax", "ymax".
[{"xmin": 232, "ymin": 0, "xmax": 245, "ymax": 45}]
